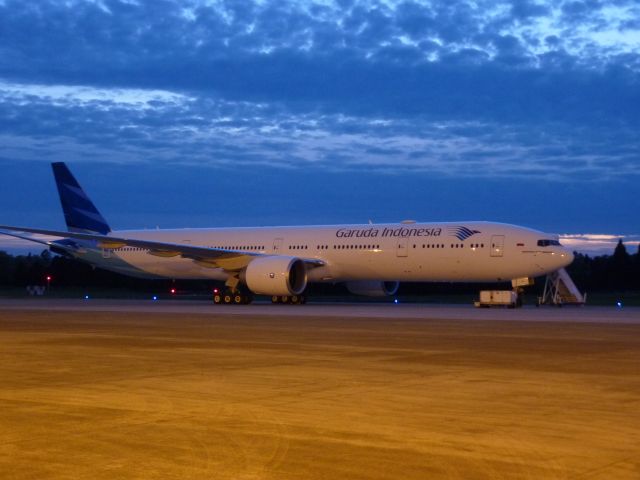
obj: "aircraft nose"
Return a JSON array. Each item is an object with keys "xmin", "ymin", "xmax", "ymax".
[{"xmin": 560, "ymin": 248, "xmax": 574, "ymax": 267}]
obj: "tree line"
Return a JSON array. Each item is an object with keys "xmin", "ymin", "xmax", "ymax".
[
  {"xmin": 567, "ymin": 240, "xmax": 640, "ymax": 292},
  {"xmin": 0, "ymin": 250, "xmax": 180, "ymax": 293},
  {"xmin": 1, "ymin": 240, "xmax": 639, "ymax": 293}
]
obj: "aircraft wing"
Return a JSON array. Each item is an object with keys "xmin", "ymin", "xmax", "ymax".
[
  {"xmin": 0, "ymin": 230, "xmax": 59, "ymax": 247},
  {"xmin": 0, "ymin": 225, "xmax": 325, "ymax": 271},
  {"xmin": 0, "ymin": 230, "xmax": 86, "ymax": 257}
]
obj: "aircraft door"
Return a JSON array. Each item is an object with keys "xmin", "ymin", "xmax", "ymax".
[
  {"xmin": 272, "ymin": 238, "xmax": 284, "ymax": 254},
  {"xmin": 396, "ymin": 237, "xmax": 408, "ymax": 257},
  {"xmin": 490, "ymin": 235, "xmax": 505, "ymax": 257}
]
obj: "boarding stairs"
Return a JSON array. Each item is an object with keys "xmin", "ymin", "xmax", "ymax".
[{"xmin": 539, "ymin": 268, "xmax": 586, "ymax": 306}]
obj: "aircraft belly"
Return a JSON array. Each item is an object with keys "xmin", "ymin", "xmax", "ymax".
[{"xmin": 378, "ymin": 253, "xmax": 538, "ymax": 282}]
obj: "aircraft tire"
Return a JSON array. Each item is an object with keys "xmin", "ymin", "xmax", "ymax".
[{"xmin": 270, "ymin": 295, "xmax": 306, "ymax": 305}]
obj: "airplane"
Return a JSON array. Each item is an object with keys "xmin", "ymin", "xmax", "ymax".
[{"xmin": 0, "ymin": 162, "xmax": 574, "ymax": 304}]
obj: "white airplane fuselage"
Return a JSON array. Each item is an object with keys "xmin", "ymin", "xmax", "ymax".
[
  {"xmin": 79, "ymin": 221, "xmax": 573, "ymax": 283},
  {"xmin": 0, "ymin": 163, "xmax": 577, "ymax": 302}
]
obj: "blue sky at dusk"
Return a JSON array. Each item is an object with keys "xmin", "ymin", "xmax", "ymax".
[{"xmin": 0, "ymin": 0, "xmax": 638, "ymax": 255}]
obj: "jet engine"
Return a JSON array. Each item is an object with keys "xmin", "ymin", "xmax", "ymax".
[
  {"xmin": 345, "ymin": 280, "xmax": 399, "ymax": 297},
  {"xmin": 244, "ymin": 256, "xmax": 307, "ymax": 296}
]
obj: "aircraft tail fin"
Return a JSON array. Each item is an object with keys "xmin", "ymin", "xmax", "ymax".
[{"xmin": 51, "ymin": 162, "xmax": 111, "ymax": 234}]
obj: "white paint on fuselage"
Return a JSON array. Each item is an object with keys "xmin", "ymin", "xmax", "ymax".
[{"xmin": 79, "ymin": 221, "xmax": 574, "ymax": 283}]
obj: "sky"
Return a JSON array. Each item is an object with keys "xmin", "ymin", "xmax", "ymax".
[{"xmin": 0, "ymin": 0, "xmax": 638, "ymax": 256}]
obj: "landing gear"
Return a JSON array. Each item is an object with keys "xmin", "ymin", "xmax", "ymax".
[
  {"xmin": 271, "ymin": 295, "xmax": 307, "ymax": 305},
  {"xmin": 213, "ymin": 274, "xmax": 253, "ymax": 305},
  {"xmin": 212, "ymin": 289, "xmax": 307, "ymax": 305},
  {"xmin": 213, "ymin": 289, "xmax": 253, "ymax": 305}
]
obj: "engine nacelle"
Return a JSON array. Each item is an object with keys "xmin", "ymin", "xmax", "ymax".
[
  {"xmin": 345, "ymin": 280, "xmax": 399, "ymax": 297},
  {"xmin": 244, "ymin": 256, "xmax": 307, "ymax": 296}
]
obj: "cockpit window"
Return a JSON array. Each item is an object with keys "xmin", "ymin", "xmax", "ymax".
[{"xmin": 537, "ymin": 239, "xmax": 561, "ymax": 247}]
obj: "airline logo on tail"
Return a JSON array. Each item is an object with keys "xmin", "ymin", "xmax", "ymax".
[{"xmin": 52, "ymin": 162, "xmax": 111, "ymax": 235}]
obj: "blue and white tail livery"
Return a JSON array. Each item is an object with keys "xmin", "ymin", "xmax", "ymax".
[{"xmin": 52, "ymin": 162, "xmax": 111, "ymax": 235}]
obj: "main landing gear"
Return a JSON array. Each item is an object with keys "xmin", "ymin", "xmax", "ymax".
[
  {"xmin": 213, "ymin": 289, "xmax": 253, "ymax": 305},
  {"xmin": 271, "ymin": 295, "xmax": 307, "ymax": 305},
  {"xmin": 212, "ymin": 289, "xmax": 307, "ymax": 305}
]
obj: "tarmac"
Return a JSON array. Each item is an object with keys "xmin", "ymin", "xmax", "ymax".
[
  {"xmin": 0, "ymin": 299, "xmax": 639, "ymax": 479},
  {"xmin": 1, "ymin": 298, "xmax": 639, "ymax": 323}
]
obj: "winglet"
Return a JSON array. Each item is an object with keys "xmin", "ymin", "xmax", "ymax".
[{"xmin": 51, "ymin": 162, "xmax": 111, "ymax": 234}]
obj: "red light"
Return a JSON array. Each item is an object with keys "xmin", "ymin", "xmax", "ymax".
[
  {"xmin": 213, "ymin": 288, "xmax": 219, "ymax": 294},
  {"xmin": 46, "ymin": 276, "xmax": 51, "ymax": 281},
  {"xmin": 170, "ymin": 288, "xmax": 176, "ymax": 294}
]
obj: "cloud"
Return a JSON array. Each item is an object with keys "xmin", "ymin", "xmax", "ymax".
[
  {"xmin": 0, "ymin": 0, "xmax": 638, "ymax": 183},
  {"xmin": 1, "ymin": 1, "xmax": 638, "ymax": 109},
  {"xmin": 0, "ymin": 232, "xmax": 58, "ymax": 253},
  {"xmin": 560, "ymin": 233, "xmax": 640, "ymax": 256},
  {"xmin": 0, "ymin": 81, "xmax": 188, "ymax": 107},
  {"xmin": 0, "ymin": 77, "xmax": 638, "ymax": 181}
]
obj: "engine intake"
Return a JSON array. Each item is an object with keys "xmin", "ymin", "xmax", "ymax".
[
  {"xmin": 345, "ymin": 280, "xmax": 399, "ymax": 297},
  {"xmin": 244, "ymin": 256, "xmax": 307, "ymax": 296}
]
